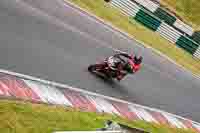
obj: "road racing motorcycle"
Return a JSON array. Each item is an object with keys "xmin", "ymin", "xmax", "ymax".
[{"xmin": 88, "ymin": 56, "xmax": 132, "ymax": 81}]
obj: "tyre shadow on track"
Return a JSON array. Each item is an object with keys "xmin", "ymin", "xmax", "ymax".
[
  {"xmin": 88, "ymin": 70, "xmax": 135, "ymax": 95},
  {"xmin": 85, "ymin": 67, "xmax": 141, "ymax": 102}
]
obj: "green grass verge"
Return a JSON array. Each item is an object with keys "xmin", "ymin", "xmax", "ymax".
[
  {"xmin": 160, "ymin": 0, "xmax": 200, "ymax": 29},
  {"xmin": 0, "ymin": 99, "xmax": 196, "ymax": 133},
  {"xmin": 68, "ymin": 0, "xmax": 200, "ymax": 75}
]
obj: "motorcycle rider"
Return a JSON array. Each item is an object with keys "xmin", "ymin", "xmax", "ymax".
[{"xmin": 109, "ymin": 52, "xmax": 143, "ymax": 81}]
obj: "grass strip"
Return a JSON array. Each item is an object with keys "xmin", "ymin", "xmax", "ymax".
[{"xmin": 0, "ymin": 99, "xmax": 196, "ymax": 133}]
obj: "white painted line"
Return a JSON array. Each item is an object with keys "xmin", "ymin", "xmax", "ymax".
[{"xmin": 0, "ymin": 68, "xmax": 199, "ymax": 125}]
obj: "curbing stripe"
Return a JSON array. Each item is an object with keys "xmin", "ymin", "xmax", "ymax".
[
  {"xmin": 182, "ymin": 119, "xmax": 200, "ymax": 132},
  {"xmin": 62, "ymin": 89, "xmax": 97, "ymax": 112},
  {"xmin": 23, "ymin": 80, "xmax": 73, "ymax": 106},
  {"xmin": 193, "ymin": 124, "xmax": 200, "ymax": 133},
  {"xmin": 156, "ymin": 22, "xmax": 182, "ymax": 44},
  {"xmin": 85, "ymin": 95, "xmax": 121, "ymax": 116},
  {"xmin": 173, "ymin": 19, "xmax": 194, "ymax": 36},
  {"xmin": 0, "ymin": 80, "xmax": 13, "ymax": 97},
  {"xmin": 0, "ymin": 69, "xmax": 199, "ymax": 127},
  {"xmin": 148, "ymin": 111, "xmax": 169, "ymax": 125},
  {"xmin": 161, "ymin": 112, "xmax": 187, "ymax": 129},
  {"xmin": 193, "ymin": 46, "xmax": 200, "ymax": 59},
  {"xmin": 133, "ymin": 0, "xmax": 159, "ymax": 12},
  {"xmin": 0, "ymin": 70, "xmax": 200, "ymax": 129},
  {"xmin": 110, "ymin": 0, "xmax": 130, "ymax": 16},
  {"xmin": 128, "ymin": 105, "xmax": 158, "ymax": 123},
  {"xmin": 109, "ymin": 100, "xmax": 139, "ymax": 120},
  {"xmin": 0, "ymin": 74, "xmax": 41, "ymax": 101},
  {"xmin": 111, "ymin": 0, "xmax": 141, "ymax": 17}
]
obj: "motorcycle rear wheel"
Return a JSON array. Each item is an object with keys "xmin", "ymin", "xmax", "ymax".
[{"xmin": 88, "ymin": 65, "xmax": 96, "ymax": 72}]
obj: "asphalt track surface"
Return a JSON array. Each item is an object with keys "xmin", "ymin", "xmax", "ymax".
[{"xmin": 0, "ymin": 0, "xmax": 200, "ymax": 122}]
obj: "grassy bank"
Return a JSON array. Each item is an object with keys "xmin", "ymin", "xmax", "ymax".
[
  {"xmin": 67, "ymin": 0, "xmax": 200, "ymax": 75},
  {"xmin": 0, "ymin": 99, "xmax": 195, "ymax": 133},
  {"xmin": 160, "ymin": 0, "xmax": 200, "ymax": 29}
]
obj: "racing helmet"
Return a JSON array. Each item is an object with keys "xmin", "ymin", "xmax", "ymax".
[{"xmin": 134, "ymin": 56, "xmax": 143, "ymax": 65}]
